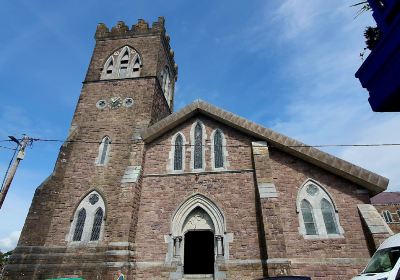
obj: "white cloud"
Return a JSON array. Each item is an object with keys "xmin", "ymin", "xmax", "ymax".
[{"xmin": 0, "ymin": 230, "xmax": 20, "ymax": 252}]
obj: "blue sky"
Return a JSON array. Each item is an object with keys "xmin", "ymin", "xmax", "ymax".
[{"xmin": 1, "ymin": 0, "xmax": 399, "ymax": 252}]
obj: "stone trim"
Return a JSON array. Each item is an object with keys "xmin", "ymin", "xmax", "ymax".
[
  {"xmin": 143, "ymin": 168, "xmax": 254, "ymax": 177},
  {"xmin": 141, "ymin": 100, "xmax": 388, "ymax": 194},
  {"xmin": 358, "ymin": 204, "xmax": 393, "ymax": 234}
]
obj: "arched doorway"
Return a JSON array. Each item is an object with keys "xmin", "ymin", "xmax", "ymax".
[
  {"xmin": 182, "ymin": 207, "xmax": 215, "ymax": 275},
  {"xmin": 170, "ymin": 194, "xmax": 226, "ymax": 278}
]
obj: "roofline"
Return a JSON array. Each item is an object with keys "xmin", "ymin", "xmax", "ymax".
[{"xmin": 141, "ymin": 100, "xmax": 389, "ymax": 194}]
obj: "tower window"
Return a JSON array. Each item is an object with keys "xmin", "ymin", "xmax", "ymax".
[
  {"xmin": 90, "ymin": 207, "xmax": 104, "ymax": 241},
  {"xmin": 97, "ymin": 136, "xmax": 111, "ymax": 166},
  {"xmin": 72, "ymin": 208, "xmax": 86, "ymax": 241},
  {"xmin": 100, "ymin": 46, "xmax": 142, "ymax": 80},
  {"xmin": 69, "ymin": 191, "xmax": 106, "ymax": 244}
]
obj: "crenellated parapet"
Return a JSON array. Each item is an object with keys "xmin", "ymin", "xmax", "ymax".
[{"xmin": 95, "ymin": 17, "xmax": 177, "ymax": 76}]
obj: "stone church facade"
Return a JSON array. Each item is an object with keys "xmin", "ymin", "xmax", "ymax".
[{"xmin": 3, "ymin": 18, "xmax": 393, "ymax": 280}]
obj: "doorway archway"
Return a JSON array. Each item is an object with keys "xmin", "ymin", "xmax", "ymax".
[{"xmin": 170, "ymin": 194, "xmax": 226, "ymax": 277}]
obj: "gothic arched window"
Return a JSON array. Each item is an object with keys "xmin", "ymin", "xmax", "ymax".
[
  {"xmin": 193, "ymin": 123, "xmax": 203, "ymax": 169},
  {"xmin": 161, "ymin": 66, "xmax": 172, "ymax": 106},
  {"xmin": 383, "ymin": 210, "xmax": 393, "ymax": 223},
  {"xmin": 213, "ymin": 130, "xmax": 224, "ymax": 169},
  {"xmin": 301, "ymin": 200, "xmax": 317, "ymax": 235},
  {"xmin": 72, "ymin": 208, "xmax": 86, "ymax": 241},
  {"xmin": 321, "ymin": 198, "xmax": 339, "ymax": 234},
  {"xmin": 90, "ymin": 208, "xmax": 104, "ymax": 241},
  {"xmin": 70, "ymin": 191, "xmax": 106, "ymax": 244},
  {"xmin": 100, "ymin": 46, "xmax": 142, "ymax": 80},
  {"xmin": 97, "ymin": 136, "xmax": 111, "ymax": 166},
  {"xmin": 297, "ymin": 180, "xmax": 343, "ymax": 238},
  {"xmin": 174, "ymin": 134, "xmax": 183, "ymax": 171}
]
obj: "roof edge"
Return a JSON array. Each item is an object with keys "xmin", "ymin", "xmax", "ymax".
[{"xmin": 141, "ymin": 100, "xmax": 389, "ymax": 194}]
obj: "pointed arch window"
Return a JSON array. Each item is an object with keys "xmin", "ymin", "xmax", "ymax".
[
  {"xmin": 97, "ymin": 136, "xmax": 111, "ymax": 166},
  {"xmin": 194, "ymin": 123, "xmax": 203, "ymax": 169},
  {"xmin": 213, "ymin": 130, "xmax": 224, "ymax": 168},
  {"xmin": 161, "ymin": 66, "xmax": 172, "ymax": 106},
  {"xmin": 321, "ymin": 198, "xmax": 339, "ymax": 234},
  {"xmin": 383, "ymin": 210, "xmax": 393, "ymax": 223},
  {"xmin": 174, "ymin": 134, "xmax": 183, "ymax": 170},
  {"xmin": 100, "ymin": 46, "xmax": 142, "ymax": 80},
  {"xmin": 297, "ymin": 180, "xmax": 343, "ymax": 238},
  {"xmin": 90, "ymin": 208, "xmax": 104, "ymax": 241},
  {"xmin": 69, "ymin": 191, "xmax": 106, "ymax": 244},
  {"xmin": 72, "ymin": 208, "xmax": 86, "ymax": 241},
  {"xmin": 301, "ymin": 200, "xmax": 317, "ymax": 235}
]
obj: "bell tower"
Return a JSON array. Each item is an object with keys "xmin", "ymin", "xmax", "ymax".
[{"xmin": 7, "ymin": 17, "xmax": 178, "ymax": 280}]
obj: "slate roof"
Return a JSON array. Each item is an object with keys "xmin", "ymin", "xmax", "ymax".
[
  {"xmin": 142, "ymin": 100, "xmax": 389, "ymax": 194},
  {"xmin": 371, "ymin": 192, "xmax": 400, "ymax": 204}
]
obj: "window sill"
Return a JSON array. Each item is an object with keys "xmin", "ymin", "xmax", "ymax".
[{"xmin": 302, "ymin": 234, "xmax": 345, "ymax": 240}]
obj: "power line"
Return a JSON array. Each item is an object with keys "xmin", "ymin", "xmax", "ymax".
[{"xmin": 21, "ymin": 137, "xmax": 400, "ymax": 149}]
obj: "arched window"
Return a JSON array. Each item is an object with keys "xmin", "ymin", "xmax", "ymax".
[
  {"xmin": 90, "ymin": 208, "xmax": 104, "ymax": 241},
  {"xmin": 100, "ymin": 46, "xmax": 142, "ymax": 80},
  {"xmin": 383, "ymin": 210, "xmax": 393, "ymax": 223},
  {"xmin": 297, "ymin": 180, "xmax": 343, "ymax": 238},
  {"xmin": 213, "ymin": 130, "xmax": 224, "ymax": 169},
  {"xmin": 301, "ymin": 200, "xmax": 317, "ymax": 235},
  {"xmin": 321, "ymin": 198, "xmax": 339, "ymax": 234},
  {"xmin": 97, "ymin": 136, "xmax": 111, "ymax": 165},
  {"xmin": 193, "ymin": 123, "xmax": 203, "ymax": 169},
  {"xmin": 70, "ymin": 191, "xmax": 106, "ymax": 243},
  {"xmin": 174, "ymin": 134, "xmax": 183, "ymax": 170},
  {"xmin": 161, "ymin": 66, "xmax": 172, "ymax": 106},
  {"xmin": 72, "ymin": 208, "xmax": 86, "ymax": 241}
]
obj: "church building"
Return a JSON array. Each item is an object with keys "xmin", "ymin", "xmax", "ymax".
[{"xmin": 3, "ymin": 17, "xmax": 393, "ymax": 280}]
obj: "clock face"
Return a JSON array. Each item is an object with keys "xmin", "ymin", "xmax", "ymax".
[
  {"xmin": 96, "ymin": 100, "xmax": 107, "ymax": 109},
  {"xmin": 123, "ymin": 97, "xmax": 134, "ymax": 107},
  {"xmin": 109, "ymin": 97, "xmax": 122, "ymax": 109}
]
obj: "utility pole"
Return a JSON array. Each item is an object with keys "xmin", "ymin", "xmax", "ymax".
[{"xmin": 0, "ymin": 136, "xmax": 31, "ymax": 209}]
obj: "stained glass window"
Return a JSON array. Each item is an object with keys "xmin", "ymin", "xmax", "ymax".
[
  {"xmin": 194, "ymin": 123, "xmax": 203, "ymax": 169},
  {"xmin": 174, "ymin": 134, "xmax": 183, "ymax": 170},
  {"xmin": 214, "ymin": 130, "xmax": 224, "ymax": 168},
  {"xmin": 301, "ymin": 200, "xmax": 317, "ymax": 235},
  {"xmin": 321, "ymin": 199, "xmax": 339, "ymax": 234},
  {"xmin": 73, "ymin": 208, "xmax": 86, "ymax": 241},
  {"xmin": 99, "ymin": 137, "xmax": 110, "ymax": 165},
  {"xmin": 90, "ymin": 208, "xmax": 104, "ymax": 241}
]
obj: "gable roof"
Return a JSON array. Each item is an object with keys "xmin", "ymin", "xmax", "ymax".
[{"xmin": 142, "ymin": 100, "xmax": 388, "ymax": 194}]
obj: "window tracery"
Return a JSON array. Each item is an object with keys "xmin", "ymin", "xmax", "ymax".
[
  {"xmin": 100, "ymin": 46, "xmax": 142, "ymax": 80},
  {"xmin": 297, "ymin": 180, "xmax": 343, "ymax": 238}
]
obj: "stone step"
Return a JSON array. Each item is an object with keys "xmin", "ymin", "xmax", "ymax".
[{"xmin": 183, "ymin": 274, "xmax": 214, "ymax": 280}]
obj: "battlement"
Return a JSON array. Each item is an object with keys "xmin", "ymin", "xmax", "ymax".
[{"xmin": 95, "ymin": 17, "xmax": 177, "ymax": 75}]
